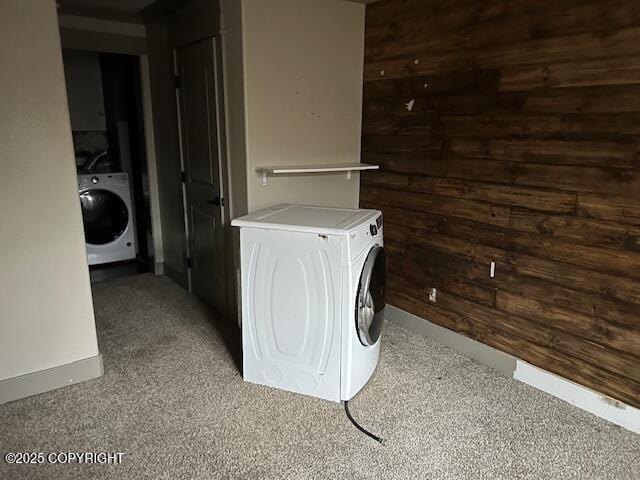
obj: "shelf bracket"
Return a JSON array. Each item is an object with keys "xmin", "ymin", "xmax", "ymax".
[
  {"xmin": 261, "ymin": 171, "xmax": 267, "ymax": 187},
  {"xmin": 346, "ymin": 170, "xmax": 352, "ymax": 180}
]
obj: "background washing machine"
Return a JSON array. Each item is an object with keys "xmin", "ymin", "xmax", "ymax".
[
  {"xmin": 78, "ymin": 173, "xmax": 136, "ymax": 265},
  {"xmin": 232, "ymin": 204, "xmax": 386, "ymax": 402}
]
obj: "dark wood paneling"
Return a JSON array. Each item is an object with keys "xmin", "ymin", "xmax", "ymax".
[
  {"xmin": 389, "ymin": 288, "xmax": 640, "ymax": 407},
  {"xmin": 363, "ymin": 171, "xmax": 577, "ymax": 212},
  {"xmin": 362, "ymin": 0, "xmax": 640, "ymax": 408},
  {"xmin": 500, "ymin": 57, "xmax": 640, "ymax": 91},
  {"xmin": 509, "ymin": 209, "xmax": 640, "ymax": 251}
]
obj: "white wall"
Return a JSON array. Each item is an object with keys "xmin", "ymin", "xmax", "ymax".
[
  {"xmin": 234, "ymin": 0, "xmax": 366, "ymax": 213},
  {"xmin": 0, "ymin": 0, "xmax": 100, "ymax": 381},
  {"xmin": 58, "ymin": 14, "xmax": 146, "ymax": 38},
  {"xmin": 220, "ymin": 0, "xmax": 366, "ymax": 320},
  {"xmin": 58, "ymin": 13, "xmax": 147, "ymax": 56}
]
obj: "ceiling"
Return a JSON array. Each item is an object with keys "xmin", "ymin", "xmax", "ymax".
[
  {"xmin": 58, "ymin": 0, "xmax": 156, "ymax": 14},
  {"xmin": 58, "ymin": 0, "xmax": 378, "ymax": 13},
  {"xmin": 57, "ymin": 0, "xmax": 379, "ymax": 22},
  {"xmin": 57, "ymin": 0, "xmax": 156, "ymax": 21}
]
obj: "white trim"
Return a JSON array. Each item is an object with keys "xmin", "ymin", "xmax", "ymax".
[
  {"xmin": 386, "ymin": 304, "xmax": 640, "ymax": 435},
  {"xmin": 0, "ymin": 355, "xmax": 103, "ymax": 405},
  {"xmin": 514, "ymin": 361, "xmax": 640, "ymax": 434},
  {"xmin": 58, "ymin": 14, "xmax": 146, "ymax": 38},
  {"xmin": 385, "ymin": 305, "xmax": 516, "ymax": 376},
  {"xmin": 154, "ymin": 261, "xmax": 164, "ymax": 276},
  {"xmin": 140, "ymin": 55, "xmax": 164, "ymax": 267}
]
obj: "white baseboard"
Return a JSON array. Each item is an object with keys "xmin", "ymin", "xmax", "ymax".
[
  {"xmin": 386, "ymin": 304, "xmax": 640, "ymax": 435},
  {"xmin": 154, "ymin": 261, "xmax": 164, "ymax": 276},
  {"xmin": 0, "ymin": 355, "xmax": 103, "ymax": 405},
  {"xmin": 385, "ymin": 305, "xmax": 516, "ymax": 376},
  {"xmin": 514, "ymin": 361, "xmax": 640, "ymax": 434}
]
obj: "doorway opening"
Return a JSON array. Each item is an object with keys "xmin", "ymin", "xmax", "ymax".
[{"xmin": 63, "ymin": 49, "xmax": 155, "ymax": 284}]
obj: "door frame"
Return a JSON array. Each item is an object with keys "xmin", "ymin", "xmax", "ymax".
[
  {"xmin": 142, "ymin": 0, "xmax": 237, "ymax": 319},
  {"xmin": 58, "ymin": 40, "xmax": 163, "ymax": 275},
  {"xmin": 140, "ymin": 54, "xmax": 164, "ymax": 274},
  {"xmin": 173, "ymin": 35, "xmax": 232, "ymax": 316}
]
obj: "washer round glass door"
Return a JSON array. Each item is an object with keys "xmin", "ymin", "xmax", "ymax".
[
  {"xmin": 356, "ymin": 245, "xmax": 386, "ymax": 346},
  {"xmin": 80, "ymin": 189, "xmax": 129, "ymax": 245}
]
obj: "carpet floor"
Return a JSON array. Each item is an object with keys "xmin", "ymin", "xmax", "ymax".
[{"xmin": 1, "ymin": 274, "xmax": 638, "ymax": 479}]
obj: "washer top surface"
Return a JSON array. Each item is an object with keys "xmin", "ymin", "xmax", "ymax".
[{"xmin": 231, "ymin": 204, "xmax": 379, "ymax": 235}]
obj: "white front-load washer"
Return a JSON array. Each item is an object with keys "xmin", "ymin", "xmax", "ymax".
[
  {"xmin": 232, "ymin": 204, "xmax": 385, "ymax": 402},
  {"xmin": 78, "ymin": 173, "xmax": 136, "ymax": 265}
]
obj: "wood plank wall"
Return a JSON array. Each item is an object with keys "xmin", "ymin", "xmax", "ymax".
[{"xmin": 360, "ymin": 0, "xmax": 640, "ymax": 407}]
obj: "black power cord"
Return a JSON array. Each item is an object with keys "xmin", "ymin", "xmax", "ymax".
[{"xmin": 344, "ymin": 400, "xmax": 384, "ymax": 444}]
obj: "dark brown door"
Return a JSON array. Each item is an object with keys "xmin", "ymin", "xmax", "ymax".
[{"xmin": 176, "ymin": 37, "xmax": 226, "ymax": 312}]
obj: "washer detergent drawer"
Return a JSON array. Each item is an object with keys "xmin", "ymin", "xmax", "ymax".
[{"xmin": 239, "ymin": 228, "xmax": 343, "ymax": 402}]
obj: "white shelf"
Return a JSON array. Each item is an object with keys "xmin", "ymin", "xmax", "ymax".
[{"xmin": 255, "ymin": 163, "xmax": 379, "ymax": 186}]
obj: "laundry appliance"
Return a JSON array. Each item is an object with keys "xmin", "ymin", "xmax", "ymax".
[
  {"xmin": 232, "ymin": 204, "xmax": 386, "ymax": 402},
  {"xmin": 78, "ymin": 173, "xmax": 136, "ymax": 265}
]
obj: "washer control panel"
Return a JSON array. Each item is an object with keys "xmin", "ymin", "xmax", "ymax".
[
  {"xmin": 347, "ymin": 212, "xmax": 384, "ymax": 261},
  {"xmin": 369, "ymin": 213, "xmax": 383, "ymax": 236},
  {"xmin": 78, "ymin": 173, "xmax": 128, "ymax": 188}
]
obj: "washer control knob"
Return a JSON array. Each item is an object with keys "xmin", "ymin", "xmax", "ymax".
[
  {"xmin": 91, "ymin": 176, "xmax": 99, "ymax": 184},
  {"xmin": 369, "ymin": 224, "xmax": 378, "ymax": 236}
]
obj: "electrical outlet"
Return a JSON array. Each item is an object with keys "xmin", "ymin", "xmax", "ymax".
[{"xmin": 428, "ymin": 287, "xmax": 437, "ymax": 303}]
